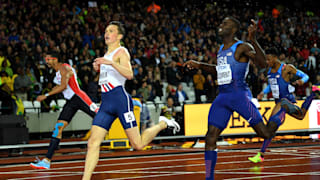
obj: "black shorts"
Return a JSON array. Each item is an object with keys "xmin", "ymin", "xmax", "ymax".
[{"xmin": 58, "ymin": 95, "xmax": 96, "ymax": 123}]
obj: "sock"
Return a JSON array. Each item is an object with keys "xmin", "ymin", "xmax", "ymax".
[
  {"xmin": 46, "ymin": 137, "xmax": 61, "ymax": 160},
  {"xmin": 301, "ymin": 92, "xmax": 315, "ymax": 110},
  {"xmin": 260, "ymin": 138, "xmax": 272, "ymax": 155},
  {"xmin": 42, "ymin": 158, "xmax": 50, "ymax": 164},
  {"xmin": 205, "ymin": 150, "xmax": 217, "ymax": 180}
]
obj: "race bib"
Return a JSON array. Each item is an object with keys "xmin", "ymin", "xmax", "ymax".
[
  {"xmin": 124, "ymin": 111, "xmax": 135, "ymax": 123},
  {"xmin": 216, "ymin": 64, "xmax": 232, "ymax": 85},
  {"xmin": 270, "ymin": 85, "xmax": 279, "ymax": 98},
  {"xmin": 269, "ymin": 78, "xmax": 279, "ymax": 98},
  {"xmin": 98, "ymin": 71, "xmax": 108, "ymax": 85}
]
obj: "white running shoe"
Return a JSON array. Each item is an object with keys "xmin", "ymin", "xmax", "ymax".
[{"xmin": 159, "ymin": 116, "xmax": 180, "ymax": 134}]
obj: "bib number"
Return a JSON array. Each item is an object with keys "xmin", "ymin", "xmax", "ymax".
[
  {"xmin": 98, "ymin": 71, "xmax": 108, "ymax": 85},
  {"xmin": 269, "ymin": 78, "xmax": 279, "ymax": 98},
  {"xmin": 270, "ymin": 84, "xmax": 279, "ymax": 99},
  {"xmin": 124, "ymin": 111, "xmax": 135, "ymax": 123},
  {"xmin": 216, "ymin": 64, "xmax": 232, "ymax": 85}
]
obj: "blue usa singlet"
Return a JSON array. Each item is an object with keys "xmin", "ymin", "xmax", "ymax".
[
  {"xmin": 267, "ymin": 64, "xmax": 296, "ymax": 103},
  {"xmin": 216, "ymin": 41, "xmax": 250, "ymax": 92},
  {"xmin": 208, "ymin": 41, "xmax": 263, "ymax": 130}
]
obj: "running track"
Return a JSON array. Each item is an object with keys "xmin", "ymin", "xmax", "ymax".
[{"xmin": 1, "ymin": 143, "xmax": 320, "ymax": 179}]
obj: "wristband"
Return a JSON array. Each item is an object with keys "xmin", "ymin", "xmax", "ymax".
[{"xmin": 45, "ymin": 93, "xmax": 50, "ymax": 97}]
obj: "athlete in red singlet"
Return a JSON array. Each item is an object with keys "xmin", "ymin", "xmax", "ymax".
[{"xmin": 30, "ymin": 51, "xmax": 98, "ymax": 169}]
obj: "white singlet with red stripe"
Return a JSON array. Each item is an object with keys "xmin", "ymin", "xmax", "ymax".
[
  {"xmin": 98, "ymin": 46, "xmax": 128, "ymax": 93},
  {"xmin": 53, "ymin": 64, "xmax": 78, "ymax": 100}
]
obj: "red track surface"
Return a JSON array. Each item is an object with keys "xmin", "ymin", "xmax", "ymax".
[{"xmin": 1, "ymin": 141, "xmax": 320, "ymax": 179}]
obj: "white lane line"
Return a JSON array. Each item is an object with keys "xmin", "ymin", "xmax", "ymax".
[
  {"xmin": 224, "ymin": 170, "xmax": 320, "ymax": 180},
  {"xmin": 0, "ymin": 152, "xmax": 204, "ymax": 169},
  {"xmin": 3, "ymin": 154, "xmax": 320, "ymax": 175},
  {"xmin": 12, "ymin": 155, "xmax": 318, "ymax": 179},
  {"xmin": 107, "ymin": 173, "xmax": 180, "ymax": 180},
  {"xmin": 218, "ymin": 162, "xmax": 320, "ymax": 172},
  {"xmin": 225, "ymin": 174, "xmax": 297, "ymax": 180},
  {"xmin": 4, "ymin": 146, "xmax": 320, "ymax": 179},
  {"xmin": 0, "ymin": 152, "xmax": 257, "ymax": 173},
  {"xmin": 7, "ymin": 173, "xmax": 82, "ymax": 180}
]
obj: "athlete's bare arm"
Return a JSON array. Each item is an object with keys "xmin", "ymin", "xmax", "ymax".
[
  {"xmin": 113, "ymin": 48, "xmax": 134, "ymax": 80},
  {"xmin": 183, "ymin": 60, "xmax": 217, "ymax": 75},
  {"xmin": 36, "ymin": 66, "xmax": 73, "ymax": 102},
  {"xmin": 282, "ymin": 64, "xmax": 306, "ymax": 85},
  {"xmin": 236, "ymin": 20, "xmax": 266, "ymax": 68},
  {"xmin": 94, "ymin": 49, "xmax": 133, "ymax": 80}
]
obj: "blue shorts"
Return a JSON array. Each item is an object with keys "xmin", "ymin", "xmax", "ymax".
[
  {"xmin": 275, "ymin": 93, "xmax": 296, "ymax": 104},
  {"xmin": 92, "ymin": 86, "xmax": 137, "ymax": 131},
  {"xmin": 208, "ymin": 90, "xmax": 263, "ymax": 130}
]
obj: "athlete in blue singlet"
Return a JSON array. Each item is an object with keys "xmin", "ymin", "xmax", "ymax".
[
  {"xmin": 248, "ymin": 47, "xmax": 318, "ymax": 163},
  {"xmin": 82, "ymin": 21, "xmax": 180, "ymax": 180},
  {"xmin": 184, "ymin": 17, "xmax": 276, "ymax": 180}
]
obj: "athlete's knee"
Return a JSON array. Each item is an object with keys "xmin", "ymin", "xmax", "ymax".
[
  {"xmin": 205, "ymin": 126, "xmax": 221, "ymax": 150},
  {"xmin": 253, "ymin": 122, "xmax": 273, "ymax": 139},
  {"xmin": 87, "ymin": 137, "xmax": 102, "ymax": 150},
  {"xmin": 205, "ymin": 136, "xmax": 218, "ymax": 150},
  {"xmin": 258, "ymin": 130, "xmax": 272, "ymax": 139},
  {"xmin": 295, "ymin": 109, "xmax": 306, "ymax": 120},
  {"xmin": 52, "ymin": 122, "xmax": 65, "ymax": 138},
  {"xmin": 294, "ymin": 115, "xmax": 304, "ymax": 120},
  {"xmin": 266, "ymin": 122, "xmax": 278, "ymax": 137},
  {"xmin": 130, "ymin": 141, "xmax": 144, "ymax": 150},
  {"xmin": 131, "ymin": 144, "xmax": 144, "ymax": 150}
]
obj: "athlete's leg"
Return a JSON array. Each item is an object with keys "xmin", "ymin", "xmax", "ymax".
[
  {"xmin": 233, "ymin": 91, "xmax": 274, "ymax": 139},
  {"xmin": 43, "ymin": 99, "xmax": 78, "ymax": 161},
  {"xmin": 205, "ymin": 94, "xmax": 232, "ymax": 180},
  {"xmin": 288, "ymin": 92, "xmax": 316, "ymax": 120},
  {"xmin": 83, "ymin": 96, "xmax": 117, "ymax": 180},
  {"xmin": 249, "ymin": 103, "xmax": 285, "ymax": 163},
  {"xmin": 45, "ymin": 120, "xmax": 69, "ymax": 160},
  {"xmin": 30, "ymin": 97, "xmax": 79, "ymax": 169},
  {"xmin": 30, "ymin": 120, "xmax": 68, "ymax": 169},
  {"xmin": 205, "ymin": 125, "xmax": 222, "ymax": 180},
  {"xmin": 125, "ymin": 121, "xmax": 167, "ymax": 150},
  {"xmin": 82, "ymin": 125, "xmax": 107, "ymax": 180},
  {"xmin": 120, "ymin": 89, "xmax": 179, "ymax": 150},
  {"xmin": 281, "ymin": 98, "xmax": 303, "ymax": 118}
]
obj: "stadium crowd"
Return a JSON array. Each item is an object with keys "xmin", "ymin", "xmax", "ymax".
[{"xmin": 0, "ymin": 0, "xmax": 320, "ymax": 114}]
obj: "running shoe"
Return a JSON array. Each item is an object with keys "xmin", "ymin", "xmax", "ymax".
[
  {"xmin": 281, "ymin": 98, "xmax": 302, "ymax": 115},
  {"xmin": 159, "ymin": 116, "xmax": 181, "ymax": 134},
  {"xmin": 30, "ymin": 157, "xmax": 50, "ymax": 169},
  {"xmin": 312, "ymin": 85, "xmax": 320, "ymax": 93},
  {"xmin": 248, "ymin": 152, "xmax": 264, "ymax": 163}
]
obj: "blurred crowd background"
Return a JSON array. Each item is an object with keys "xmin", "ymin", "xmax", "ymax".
[{"xmin": 0, "ymin": 0, "xmax": 319, "ymax": 116}]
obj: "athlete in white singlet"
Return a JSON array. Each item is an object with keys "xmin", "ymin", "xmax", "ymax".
[
  {"xmin": 30, "ymin": 51, "xmax": 98, "ymax": 170},
  {"xmin": 82, "ymin": 21, "xmax": 180, "ymax": 180}
]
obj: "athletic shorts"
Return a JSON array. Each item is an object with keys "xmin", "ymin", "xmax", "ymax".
[
  {"xmin": 58, "ymin": 95, "xmax": 96, "ymax": 122},
  {"xmin": 208, "ymin": 90, "xmax": 263, "ymax": 130},
  {"xmin": 92, "ymin": 86, "xmax": 137, "ymax": 131},
  {"xmin": 275, "ymin": 93, "xmax": 296, "ymax": 104}
]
